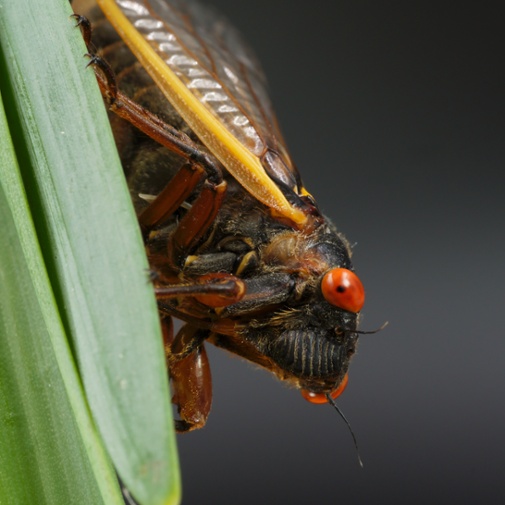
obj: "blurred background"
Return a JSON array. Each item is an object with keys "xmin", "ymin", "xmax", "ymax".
[{"xmin": 173, "ymin": 1, "xmax": 505, "ymax": 504}]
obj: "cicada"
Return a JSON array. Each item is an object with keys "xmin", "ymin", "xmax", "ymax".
[{"xmin": 74, "ymin": 0, "xmax": 366, "ymax": 432}]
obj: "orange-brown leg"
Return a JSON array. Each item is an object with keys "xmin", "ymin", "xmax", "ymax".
[
  {"xmin": 155, "ymin": 272, "xmax": 245, "ymax": 309},
  {"xmin": 83, "ymin": 49, "xmax": 223, "ymax": 184},
  {"xmin": 167, "ymin": 180, "xmax": 227, "ymax": 269},
  {"xmin": 138, "ymin": 162, "xmax": 205, "ymax": 232},
  {"xmin": 161, "ymin": 317, "xmax": 212, "ymax": 432},
  {"xmin": 74, "ymin": 14, "xmax": 223, "ymax": 190}
]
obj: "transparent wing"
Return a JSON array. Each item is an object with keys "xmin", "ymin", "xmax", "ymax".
[{"xmin": 114, "ymin": 0, "xmax": 302, "ymax": 191}]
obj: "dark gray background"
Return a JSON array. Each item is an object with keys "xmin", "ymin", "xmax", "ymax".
[{"xmin": 176, "ymin": 1, "xmax": 505, "ymax": 504}]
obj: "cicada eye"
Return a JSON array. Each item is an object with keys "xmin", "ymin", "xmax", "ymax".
[
  {"xmin": 321, "ymin": 268, "xmax": 365, "ymax": 313},
  {"xmin": 301, "ymin": 373, "xmax": 349, "ymax": 404}
]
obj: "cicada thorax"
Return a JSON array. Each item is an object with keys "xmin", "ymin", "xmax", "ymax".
[{"xmin": 79, "ymin": 1, "xmax": 365, "ymax": 430}]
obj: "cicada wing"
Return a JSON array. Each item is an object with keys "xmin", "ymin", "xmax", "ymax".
[{"xmin": 111, "ymin": 0, "xmax": 302, "ymax": 192}]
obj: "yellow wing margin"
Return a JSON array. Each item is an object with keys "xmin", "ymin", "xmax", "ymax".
[{"xmin": 96, "ymin": 0, "xmax": 307, "ymax": 226}]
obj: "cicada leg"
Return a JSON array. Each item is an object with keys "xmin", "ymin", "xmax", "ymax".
[
  {"xmin": 74, "ymin": 14, "xmax": 224, "ymax": 187},
  {"xmin": 81, "ymin": 50, "xmax": 235, "ymax": 270},
  {"xmin": 71, "ymin": 13, "xmax": 92, "ymax": 49},
  {"xmin": 155, "ymin": 273, "xmax": 245, "ymax": 309},
  {"xmin": 84, "ymin": 55, "xmax": 228, "ymax": 270},
  {"xmin": 168, "ymin": 180, "xmax": 227, "ymax": 269},
  {"xmin": 161, "ymin": 317, "xmax": 212, "ymax": 432}
]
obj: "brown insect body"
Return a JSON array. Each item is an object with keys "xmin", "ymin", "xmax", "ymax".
[{"xmin": 79, "ymin": 0, "xmax": 364, "ymax": 431}]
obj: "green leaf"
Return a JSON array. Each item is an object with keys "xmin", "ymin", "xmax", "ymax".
[
  {"xmin": 0, "ymin": 91, "xmax": 122, "ymax": 505},
  {"xmin": 0, "ymin": 1, "xmax": 180, "ymax": 504}
]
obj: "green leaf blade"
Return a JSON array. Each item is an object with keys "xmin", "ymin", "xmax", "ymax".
[
  {"xmin": 0, "ymin": 91, "xmax": 122, "ymax": 505},
  {"xmin": 0, "ymin": 1, "xmax": 180, "ymax": 503}
]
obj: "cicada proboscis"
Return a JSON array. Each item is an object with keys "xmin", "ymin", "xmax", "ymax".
[{"xmin": 73, "ymin": 0, "xmax": 367, "ymax": 433}]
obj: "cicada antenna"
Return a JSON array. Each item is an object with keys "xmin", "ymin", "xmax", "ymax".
[
  {"xmin": 352, "ymin": 320, "xmax": 389, "ymax": 335},
  {"xmin": 326, "ymin": 394, "xmax": 363, "ymax": 468}
]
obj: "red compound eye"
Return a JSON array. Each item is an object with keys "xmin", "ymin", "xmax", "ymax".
[
  {"xmin": 321, "ymin": 268, "xmax": 365, "ymax": 313},
  {"xmin": 301, "ymin": 373, "xmax": 349, "ymax": 404}
]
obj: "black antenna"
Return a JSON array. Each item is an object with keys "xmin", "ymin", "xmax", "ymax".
[
  {"xmin": 352, "ymin": 320, "xmax": 389, "ymax": 335},
  {"xmin": 326, "ymin": 394, "xmax": 363, "ymax": 468}
]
